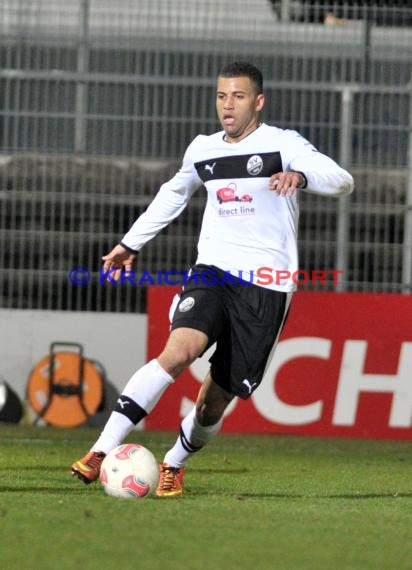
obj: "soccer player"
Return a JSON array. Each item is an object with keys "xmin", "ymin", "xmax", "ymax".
[{"xmin": 71, "ymin": 61, "xmax": 354, "ymax": 496}]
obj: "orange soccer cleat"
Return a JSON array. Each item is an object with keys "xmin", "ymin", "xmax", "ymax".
[
  {"xmin": 71, "ymin": 451, "xmax": 106, "ymax": 484},
  {"xmin": 155, "ymin": 463, "xmax": 185, "ymax": 497}
]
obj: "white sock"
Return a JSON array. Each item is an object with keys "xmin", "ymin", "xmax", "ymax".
[
  {"xmin": 163, "ymin": 406, "xmax": 223, "ymax": 468},
  {"xmin": 91, "ymin": 412, "xmax": 134, "ymax": 455},
  {"xmin": 122, "ymin": 358, "xmax": 174, "ymax": 412},
  {"xmin": 92, "ymin": 359, "xmax": 173, "ymax": 455}
]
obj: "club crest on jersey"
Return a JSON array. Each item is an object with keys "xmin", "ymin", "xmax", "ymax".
[
  {"xmin": 179, "ymin": 296, "xmax": 195, "ymax": 312},
  {"xmin": 246, "ymin": 155, "xmax": 263, "ymax": 176}
]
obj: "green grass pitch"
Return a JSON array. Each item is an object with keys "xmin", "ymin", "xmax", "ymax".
[{"xmin": 1, "ymin": 425, "xmax": 412, "ymax": 570}]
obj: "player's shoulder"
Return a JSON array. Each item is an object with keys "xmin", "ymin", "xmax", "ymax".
[
  {"xmin": 262, "ymin": 123, "xmax": 303, "ymax": 139},
  {"xmin": 261, "ymin": 123, "xmax": 284, "ymax": 135},
  {"xmin": 259, "ymin": 123, "xmax": 303, "ymax": 144},
  {"xmin": 278, "ymin": 127, "xmax": 317, "ymax": 152},
  {"xmin": 283, "ymin": 128, "xmax": 312, "ymax": 144}
]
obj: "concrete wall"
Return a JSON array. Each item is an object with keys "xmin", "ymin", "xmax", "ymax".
[{"xmin": 0, "ymin": 309, "xmax": 147, "ymax": 403}]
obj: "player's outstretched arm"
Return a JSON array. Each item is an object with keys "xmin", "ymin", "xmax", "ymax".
[
  {"xmin": 280, "ymin": 130, "xmax": 354, "ymax": 197},
  {"xmin": 101, "ymin": 244, "xmax": 138, "ymax": 282},
  {"xmin": 290, "ymin": 152, "xmax": 354, "ymax": 197}
]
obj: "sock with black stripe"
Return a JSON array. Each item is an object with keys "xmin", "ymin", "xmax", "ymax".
[
  {"xmin": 91, "ymin": 359, "xmax": 173, "ymax": 454},
  {"xmin": 163, "ymin": 406, "xmax": 223, "ymax": 468}
]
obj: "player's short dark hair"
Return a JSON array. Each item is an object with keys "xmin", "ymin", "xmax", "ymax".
[{"xmin": 218, "ymin": 62, "xmax": 263, "ymax": 94}]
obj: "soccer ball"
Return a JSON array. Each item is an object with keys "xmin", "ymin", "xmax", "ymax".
[{"xmin": 99, "ymin": 443, "xmax": 160, "ymax": 499}]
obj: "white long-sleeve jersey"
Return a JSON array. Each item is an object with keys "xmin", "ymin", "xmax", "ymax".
[{"xmin": 121, "ymin": 123, "xmax": 354, "ymax": 292}]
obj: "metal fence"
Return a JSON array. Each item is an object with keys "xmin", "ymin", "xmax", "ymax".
[{"xmin": 0, "ymin": 0, "xmax": 411, "ymax": 312}]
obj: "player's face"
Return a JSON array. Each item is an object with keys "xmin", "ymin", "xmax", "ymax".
[{"xmin": 216, "ymin": 76, "xmax": 264, "ymax": 143}]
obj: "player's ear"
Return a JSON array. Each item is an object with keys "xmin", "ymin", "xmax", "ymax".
[{"xmin": 256, "ymin": 93, "xmax": 265, "ymax": 112}]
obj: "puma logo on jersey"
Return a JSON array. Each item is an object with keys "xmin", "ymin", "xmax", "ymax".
[
  {"xmin": 205, "ymin": 162, "xmax": 216, "ymax": 175},
  {"xmin": 242, "ymin": 378, "xmax": 257, "ymax": 394}
]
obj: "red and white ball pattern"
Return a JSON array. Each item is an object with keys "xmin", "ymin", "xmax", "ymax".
[{"xmin": 99, "ymin": 443, "xmax": 160, "ymax": 499}]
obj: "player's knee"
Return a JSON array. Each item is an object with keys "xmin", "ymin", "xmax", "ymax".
[
  {"xmin": 157, "ymin": 344, "xmax": 200, "ymax": 378},
  {"xmin": 158, "ymin": 329, "xmax": 208, "ymax": 377},
  {"xmin": 172, "ymin": 346, "xmax": 198, "ymax": 370}
]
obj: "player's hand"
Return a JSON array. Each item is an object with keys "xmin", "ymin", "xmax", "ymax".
[
  {"xmin": 268, "ymin": 171, "xmax": 305, "ymax": 197},
  {"xmin": 101, "ymin": 244, "xmax": 138, "ymax": 282}
]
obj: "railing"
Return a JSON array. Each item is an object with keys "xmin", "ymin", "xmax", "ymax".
[{"xmin": 0, "ymin": 0, "xmax": 411, "ymax": 310}]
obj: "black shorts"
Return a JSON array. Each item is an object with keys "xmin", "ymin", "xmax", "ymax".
[{"xmin": 170, "ymin": 264, "xmax": 292, "ymax": 399}]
